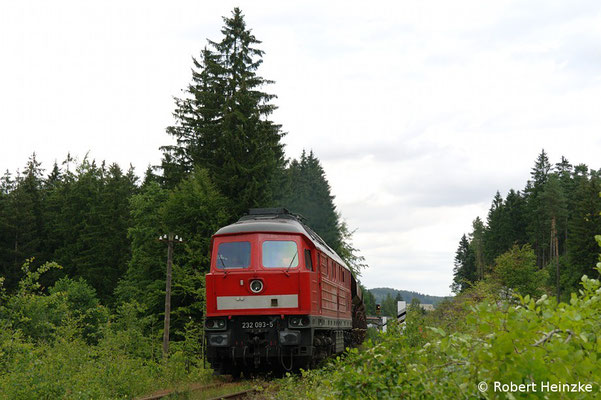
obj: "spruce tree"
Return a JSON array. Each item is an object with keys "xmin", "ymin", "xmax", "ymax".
[
  {"xmin": 451, "ymin": 234, "xmax": 476, "ymax": 293},
  {"xmin": 483, "ymin": 191, "xmax": 509, "ymax": 264},
  {"xmin": 530, "ymin": 149, "xmax": 551, "ymax": 187},
  {"xmin": 566, "ymin": 168, "xmax": 601, "ymax": 291},
  {"xmin": 525, "ymin": 149, "xmax": 552, "ymax": 268},
  {"xmin": 161, "ymin": 48, "xmax": 225, "ymax": 186},
  {"xmin": 381, "ymin": 293, "xmax": 398, "ymax": 318},
  {"xmin": 44, "ymin": 157, "xmax": 137, "ymax": 303},
  {"xmin": 277, "ymin": 150, "xmax": 367, "ymax": 276},
  {"xmin": 470, "ymin": 217, "xmax": 486, "ymax": 280},
  {"xmin": 501, "ymin": 189, "xmax": 529, "ymax": 247},
  {"xmin": 280, "ymin": 150, "xmax": 342, "ymax": 251},
  {"xmin": 362, "ymin": 286, "xmax": 376, "ymax": 315},
  {"xmin": 161, "ymin": 8, "xmax": 285, "ymax": 217},
  {"xmin": 5, "ymin": 155, "xmax": 46, "ymax": 288},
  {"xmin": 41, "ymin": 161, "xmax": 65, "ymax": 285},
  {"xmin": 0, "ymin": 171, "xmax": 15, "ymax": 288},
  {"xmin": 539, "ymin": 174, "xmax": 568, "ymax": 300},
  {"xmin": 483, "ymin": 190, "xmax": 529, "ymax": 263},
  {"xmin": 554, "ymin": 156, "xmax": 574, "ymax": 256}
]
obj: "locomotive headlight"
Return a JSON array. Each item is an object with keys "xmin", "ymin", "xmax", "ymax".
[
  {"xmin": 249, "ymin": 279, "xmax": 264, "ymax": 293},
  {"xmin": 208, "ymin": 333, "xmax": 229, "ymax": 347},
  {"xmin": 205, "ymin": 318, "xmax": 226, "ymax": 331},
  {"xmin": 289, "ymin": 316, "xmax": 310, "ymax": 328}
]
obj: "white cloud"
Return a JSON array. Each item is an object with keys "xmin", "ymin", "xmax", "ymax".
[{"xmin": 1, "ymin": 0, "xmax": 600, "ymax": 295}]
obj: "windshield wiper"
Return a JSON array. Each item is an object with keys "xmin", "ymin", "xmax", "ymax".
[
  {"xmin": 219, "ymin": 255, "xmax": 228, "ymax": 276},
  {"xmin": 285, "ymin": 250, "xmax": 298, "ymax": 274}
]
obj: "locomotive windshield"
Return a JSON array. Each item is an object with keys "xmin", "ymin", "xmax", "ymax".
[
  {"xmin": 262, "ymin": 240, "xmax": 298, "ymax": 269},
  {"xmin": 216, "ymin": 241, "xmax": 251, "ymax": 269}
]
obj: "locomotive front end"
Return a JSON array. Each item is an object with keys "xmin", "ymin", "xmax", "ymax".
[
  {"xmin": 205, "ymin": 220, "xmax": 315, "ymax": 375},
  {"xmin": 205, "ymin": 208, "xmax": 361, "ymax": 376}
]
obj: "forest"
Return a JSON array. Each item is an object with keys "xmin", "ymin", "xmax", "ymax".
[{"xmin": 451, "ymin": 150, "xmax": 601, "ymax": 301}]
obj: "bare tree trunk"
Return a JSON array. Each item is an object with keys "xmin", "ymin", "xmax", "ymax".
[
  {"xmin": 564, "ymin": 216, "xmax": 568, "ymax": 256},
  {"xmin": 551, "ymin": 217, "xmax": 560, "ymax": 302}
]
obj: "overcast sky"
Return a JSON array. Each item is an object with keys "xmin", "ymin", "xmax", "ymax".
[{"xmin": 1, "ymin": 1, "xmax": 600, "ymax": 296}]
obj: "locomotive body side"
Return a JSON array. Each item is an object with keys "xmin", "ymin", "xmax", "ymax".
[{"xmin": 204, "ymin": 212, "xmax": 360, "ymax": 375}]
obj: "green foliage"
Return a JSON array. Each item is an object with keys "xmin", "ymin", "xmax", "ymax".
[
  {"xmin": 337, "ymin": 220, "xmax": 368, "ymax": 277},
  {"xmin": 50, "ymin": 158, "xmax": 137, "ymax": 303},
  {"xmin": 0, "ymin": 323, "xmax": 212, "ymax": 400},
  {"xmin": 0, "ymin": 261, "xmax": 212, "ymax": 400},
  {"xmin": 493, "ymin": 244, "xmax": 548, "ymax": 298},
  {"xmin": 279, "ymin": 150, "xmax": 367, "ymax": 276},
  {"xmin": 0, "ymin": 155, "xmax": 138, "ymax": 303},
  {"xmin": 451, "ymin": 234, "xmax": 476, "ymax": 293},
  {"xmin": 454, "ymin": 150, "xmax": 601, "ymax": 300},
  {"xmin": 380, "ymin": 292, "xmax": 403, "ymax": 318},
  {"xmin": 0, "ymin": 155, "xmax": 46, "ymax": 291},
  {"xmin": 471, "ymin": 216, "xmax": 486, "ymax": 281},
  {"xmin": 117, "ymin": 168, "xmax": 226, "ymax": 338},
  {"xmin": 483, "ymin": 190, "xmax": 529, "ymax": 266},
  {"xmin": 161, "ymin": 7, "xmax": 285, "ymax": 217},
  {"xmin": 566, "ymin": 173, "xmax": 601, "ymax": 290},
  {"xmin": 115, "ymin": 181, "xmax": 168, "ymax": 315},
  {"xmin": 362, "ymin": 285, "xmax": 376, "ymax": 315},
  {"xmin": 369, "ymin": 287, "xmax": 447, "ymax": 306},
  {"xmin": 162, "ymin": 168, "xmax": 227, "ymax": 273},
  {"xmin": 279, "ymin": 151, "xmax": 342, "ymax": 250},
  {"xmin": 277, "ymin": 268, "xmax": 601, "ymax": 399},
  {"xmin": 1, "ymin": 260, "xmax": 108, "ymax": 343}
]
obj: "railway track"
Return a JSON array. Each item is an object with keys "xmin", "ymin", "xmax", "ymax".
[
  {"xmin": 207, "ymin": 388, "xmax": 258, "ymax": 399},
  {"xmin": 137, "ymin": 378, "xmax": 262, "ymax": 400}
]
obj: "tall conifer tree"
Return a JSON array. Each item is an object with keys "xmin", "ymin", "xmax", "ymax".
[
  {"xmin": 161, "ymin": 8, "xmax": 285, "ymax": 217},
  {"xmin": 566, "ymin": 167, "xmax": 601, "ymax": 291},
  {"xmin": 525, "ymin": 149, "xmax": 552, "ymax": 268},
  {"xmin": 451, "ymin": 234, "xmax": 476, "ymax": 293},
  {"xmin": 2, "ymin": 155, "xmax": 46, "ymax": 288},
  {"xmin": 503, "ymin": 189, "xmax": 528, "ymax": 246},
  {"xmin": 554, "ymin": 156, "xmax": 574, "ymax": 255},
  {"xmin": 471, "ymin": 217, "xmax": 486, "ymax": 280},
  {"xmin": 540, "ymin": 174, "xmax": 568, "ymax": 300},
  {"xmin": 483, "ymin": 191, "xmax": 509, "ymax": 264},
  {"xmin": 280, "ymin": 150, "xmax": 342, "ymax": 251}
]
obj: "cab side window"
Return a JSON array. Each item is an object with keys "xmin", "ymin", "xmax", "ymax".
[{"xmin": 304, "ymin": 249, "xmax": 313, "ymax": 271}]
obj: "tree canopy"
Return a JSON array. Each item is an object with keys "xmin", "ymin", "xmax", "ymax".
[
  {"xmin": 452, "ymin": 150, "xmax": 601, "ymax": 301},
  {"xmin": 160, "ymin": 7, "xmax": 285, "ymax": 218}
]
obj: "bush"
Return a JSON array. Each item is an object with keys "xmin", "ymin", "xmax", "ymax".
[
  {"xmin": 1, "ymin": 262, "xmax": 109, "ymax": 344},
  {"xmin": 493, "ymin": 244, "xmax": 548, "ymax": 298},
  {"xmin": 0, "ymin": 261, "xmax": 213, "ymax": 399},
  {"xmin": 276, "ymin": 268, "xmax": 601, "ymax": 399}
]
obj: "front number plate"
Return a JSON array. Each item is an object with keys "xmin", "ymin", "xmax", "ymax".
[{"xmin": 241, "ymin": 321, "xmax": 274, "ymax": 329}]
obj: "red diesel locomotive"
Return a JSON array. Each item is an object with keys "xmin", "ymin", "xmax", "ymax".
[{"xmin": 204, "ymin": 208, "xmax": 366, "ymax": 375}]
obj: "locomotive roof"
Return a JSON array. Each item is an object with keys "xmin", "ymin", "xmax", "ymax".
[{"xmin": 214, "ymin": 208, "xmax": 349, "ymax": 270}]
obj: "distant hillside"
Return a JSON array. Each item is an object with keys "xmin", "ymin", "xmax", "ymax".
[{"xmin": 369, "ymin": 287, "xmax": 449, "ymax": 305}]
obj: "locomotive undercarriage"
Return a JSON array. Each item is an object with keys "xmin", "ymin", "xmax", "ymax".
[{"xmin": 206, "ymin": 315, "xmax": 352, "ymax": 376}]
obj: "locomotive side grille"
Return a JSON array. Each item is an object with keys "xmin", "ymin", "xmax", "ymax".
[{"xmin": 217, "ymin": 294, "xmax": 298, "ymax": 310}]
